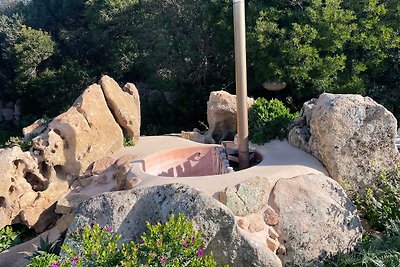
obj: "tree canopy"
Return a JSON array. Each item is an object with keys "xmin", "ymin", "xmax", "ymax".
[{"xmin": 0, "ymin": 0, "xmax": 399, "ymax": 133}]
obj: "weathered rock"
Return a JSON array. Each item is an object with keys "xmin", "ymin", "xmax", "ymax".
[
  {"xmin": 290, "ymin": 93, "xmax": 399, "ymax": 195},
  {"xmin": 205, "ymin": 91, "xmax": 254, "ymax": 143},
  {"xmin": 99, "ymin": 75, "xmax": 141, "ymax": 141},
  {"xmin": 22, "ymin": 119, "xmax": 47, "ymax": 140},
  {"xmin": 248, "ymin": 214, "xmax": 265, "ymax": 233},
  {"xmin": 270, "ymin": 174, "xmax": 362, "ymax": 266},
  {"xmin": 181, "ymin": 129, "xmax": 214, "ymax": 144},
  {"xmin": 219, "ymin": 177, "xmax": 270, "ymax": 216},
  {"xmin": 56, "ymin": 154, "xmax": 139, "ymax": 215},
  {"xmin": 0, "ymin": 146, "xmax": 68, "ymax": 231},
  {"xmin": 66, "ymin": 184, "xmax": 282, "ymax": 267},
  {"xmin": 264, "ymin": 206, "xmax": 279, "ymax": 226},
  {"xmin": 288, "ymin": 125, "xmax": 311, "ymax": 154},
  {"xmin": 32, "ymin": 84, "xmax": 124, "ymax": 180}
]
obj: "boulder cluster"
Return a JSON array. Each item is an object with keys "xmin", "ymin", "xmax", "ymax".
[
  {"xmin": 0, "ymin": 83, "xmax": 399, "ymax": 267},
  {"xmin": 289, "ymin": 93, "xmax": 399, "ymax": 195},
  {"xmin": 0, "ymin": 76, "xmax": 140, "ymax": 232}
]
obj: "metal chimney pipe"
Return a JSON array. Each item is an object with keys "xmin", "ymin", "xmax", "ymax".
[{"xmin": 233, "ymin": 0, "xmax": 249, "ymax": 169}]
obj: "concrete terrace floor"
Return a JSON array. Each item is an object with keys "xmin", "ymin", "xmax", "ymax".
[{"xmin": 115, "ymin": 136, "xmax": 329, "ymax": 198}]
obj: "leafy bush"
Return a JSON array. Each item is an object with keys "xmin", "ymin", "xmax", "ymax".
[
  {"xmin": 0, "ymin": 226, "xmax": 21, "ymax": 252},
  {"xmin": 121, "ymin": 213, "xmax": 218, "ymax": 267},
  {"xmin": 326, "ymin": 168, "xmax": 400, "ymax": 266},
  {"xmin": 357, "ymin": 168, "xmax": 400, "ymax": 231},
  {"xmin": 27, "ymin": 251, "xmax": 59, "ymax": 267},
  {"xmin": 248, "ymin": 98, "xmax": 298, "ymax": 144},
  {"xmin": 61, "ymin": 224, "xmax": 123, "ymax": 267},
  {"xmin": 38, "ymin": 214, "xmax": 222, "ymax": 266},
  {"xmin": 325, "ymin": 220, "xmax": 400, "ymax": 267}
]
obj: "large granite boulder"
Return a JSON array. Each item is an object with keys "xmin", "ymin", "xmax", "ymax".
[
  {"xmin": 0, "ymin": 146, "xmax": 68, "ymax": 232},
  {"xmin": 289, "ymin": 93, "xmax": 399, "ymax": 195},
  {"xmin": 205, "ymin": 91, "xmax": 254, "ymax": 143},
  {"xmin": 99, "ymin": 75, "xmax": 141, "ymax": 141},
  {"xmin": 32, "ymin": 84, "xmax": 124, "ymax": 180},
  {"xmin": 218, "ymin": 174, "xmax": 362, "ymax": 266},
  {"xmin": 0, "ymin": 76, "xmax": 142, "ymax": 232},
  {"xmin": 270, "ymin": 174, "xmax": 362, "ymax": 266},
  {"xmin": 66, "ymin": 184, "xmax": 282, "ymax": 267}
]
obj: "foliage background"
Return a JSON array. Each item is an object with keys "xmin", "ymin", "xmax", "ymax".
[{"xmin": 0, "ymin": 0, "xmax": 399, "ymax": 134}]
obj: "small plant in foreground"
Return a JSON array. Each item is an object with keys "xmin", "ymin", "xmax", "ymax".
[
  {"xmin": 325, "ymin": 168, "xmax": 400, "ymax": 266},
  {"xmin": 357, "ymin": 168, "xmax": 400, "ymax": 231},
  {"xmin": 248, "ymin": 98, "xmax": 298, "ymax": 144},
  {"xmin": 40, "ymin": 214, "xmax": 223, "ymax": 266},
  {"xmin": 27, "ymin": 251, "xmax": 60, "ymax": 267},
  {"xmin": 60, "ymin": 224, "xmax": 122, "ymax": 266},
  {"xmin": 325, "ymin": 220, "xmax": 400, "ymax": 267},
  {"xmin": 123, "ymin": 137, "xmax": 135, "ymax": 147},
  {"xmin": 0, "ymin": 226, "xmax": 21, "ymax": 252},
  {"xmin": 121, "ymin": 213, "xmax": 218, "ymax": 267}
]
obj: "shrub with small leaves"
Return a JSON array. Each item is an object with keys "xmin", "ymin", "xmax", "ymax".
[
  {"xmin": 325, "ymin": 168, "xmax": 400, "ymax": 266},
  {"xmin": 121, "ymin": 213, "xmax": 218, "ymax": 267},
  {"xmin": 356, "ymin": 168, "xmax": 400, "ymax": 231},
  {"xmin": 59, "ymin": 224, "xmax": 122, "ymax": 267},
  {"xmin": 0, "ymin": 226, "xmax": 21, "ymax": 252},
  {"xmin": 27, "ymin": 251, "xmax": 59, "ymax": 267},
  {"xmin": 248, "ymin": 98, "xmax": 298, "ymax": 144},
  {"xmin": 325, "ymin": 219, "xmax": 400, "ymax": 267},
  {"xmin": 31, "ymin": 214, "xmax": 224, "ymax": 267}
]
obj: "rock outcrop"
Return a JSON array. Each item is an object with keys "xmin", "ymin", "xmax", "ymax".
[
  {"xmin": 218, "ymin": 174, "xmax": 362, "ymax": 266},
  {"xmin": 22, "ymin": 119, "xmax": 47, "ymax": 140},
  {"xmin": 32, "ymin": 84, "xmax": 124, "ymax": 180},
  {"xmin": 0, "ymin": 76, "xmax": 141, "ymax": 232},
  {"xmin": 0, "ymin": 146, "xmax": 68, "ymax": 232},
  {"xmin": 219, "ymin": 177, "xmax": 270, "ymax": 216},
  {"xmin": 205, "ymin": 91, "xmax": 254, "ymax": 143},
  {"xmin": 56, "ymin": 154, "xmax": 140, "ymax": 215},
  {"xmin": 99, "ymin": 75, "xmax": 141, "ymax": 141},
  {"xmin": 66, "ymin": 184, "xmax": 282, "ymax": 267},
  {"xmin": 289, "ymin": 93, "xmax": 399, "ymax": 195},
  {"xmin": 270, "ymin": 174, "xmax": 362, "ymax": 266}
]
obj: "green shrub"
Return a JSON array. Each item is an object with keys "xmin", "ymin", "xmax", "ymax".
[
  {"xmin": 40, "ymin": 214, "xmax": 223, "ymax": 266},
  {"xmin": 325, "ymin": 220, "xmax": 400, "ymax": 267},
  {"xmin": 325, "ymin": 168, "xmax": 400, "ymax": 266},
  {"xmin": 27, "ymin": 251, "xmax": 59, "ymax": 267},
  {"xmin": 0, "ymin": 226, "xmax": 21, "ymax": 252},
  {"xmin": 248, "ymin": 98, "xmax": 298, "ymax": 144},
  {"xmin": 357, "ymin": 168, "xmax": 400, "ymax": 231},
  {"xmin": 121, "ymin": 213, "xmax": 218, "ymax": 267},
  {"xmin": 60, "ymin": 224, "xmax": 123, "ymax": 267}
]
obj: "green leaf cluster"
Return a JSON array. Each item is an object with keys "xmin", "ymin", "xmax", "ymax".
[
  {"xmin": 0, "ymin": 226, "xmax": 21, "ymax": 252},
  {"xmin": 30, "ymin": 214, "xmax": 223, "ymax": 267},
  {"xmin": 357, "ymin": 168, "xmax": 400, "ymax": 231},
  {"xmin": 249, "ymin": 98, "xmax": 298, "ymax": 144}
]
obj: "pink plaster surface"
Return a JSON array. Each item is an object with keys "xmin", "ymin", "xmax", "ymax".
[
  {"xmin": 115, "ymin": 136, "xmax": 328, "ymax": 197},
  {"xmin": 143, "ymin": 145, "xmax": 221, "ymax": 177}
]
